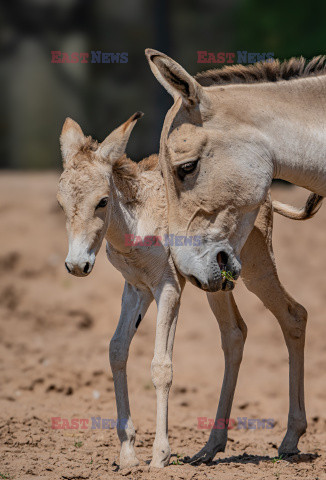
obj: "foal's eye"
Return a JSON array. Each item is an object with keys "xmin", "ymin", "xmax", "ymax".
[
  {"xmin": 177, "ymin": 160, "xmax": 199, "ymax": 181},
  {"xmin": 96, "ymin": 197, "xmax": 108, "ymax": 209}
]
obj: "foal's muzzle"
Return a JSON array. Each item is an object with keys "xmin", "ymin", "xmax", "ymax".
[{"xmin": 65, "ymin": 261, "xmax": 93, "ymax": 277}]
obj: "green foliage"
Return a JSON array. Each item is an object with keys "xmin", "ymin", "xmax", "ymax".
[
  {"xmin": 171, "ymin": 453, "xmax": 184, "ymax": 465},
  {"xmin": 221, "ymin": 270, "xmax": 236, "ymax": 283},
  {"xmin": 235, "ymin": 0, "xmax": 326, "ymax": 59},
  {"xmin": 271, "ymin": 454, "xmax": 284, "ymax": 464}
]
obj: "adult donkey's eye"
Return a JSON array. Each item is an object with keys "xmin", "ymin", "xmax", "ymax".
[
  {"xmin": 177, "ymin": 160, "xmax": 198, "ymax": 181},
  {"xmin": 96, "ymin": 197, "xmax": 109, "ymax": 209}
]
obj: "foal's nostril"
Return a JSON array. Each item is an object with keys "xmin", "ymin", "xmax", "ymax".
[
  {"xmin": 217, "ymin": 251, "xmax": 229, "ymax": 269},
  {"xmin": 65, "ymin": 262, "xmax": 71, "ymax": 273},
  {"xmin": 83, "ymin": 262, "xmax": 90, "ymax": 274}
]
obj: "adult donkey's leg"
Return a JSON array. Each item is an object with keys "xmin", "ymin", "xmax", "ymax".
[
  {"xmin": 241, "ymin": 200, "xmax": 307, "ymax": 456},
  {"xmin": 186, "ymin": 197, "xmax": 307, "ymax": 464},
  {"xmin": 150, "ymin": 282, "xmax": 183, "ymax": 468},
  {"xmin": 184, "ymin": 290, "xmax": 247, "ymax": 464},
  {"xmin": 109, "ymin": 281, "xmax": 153, "ymax": 469}
]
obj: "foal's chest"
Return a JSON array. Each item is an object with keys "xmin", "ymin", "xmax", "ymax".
[{"xmin": 106, "ymin": 241, "xmax": 169, "ymax": 289}]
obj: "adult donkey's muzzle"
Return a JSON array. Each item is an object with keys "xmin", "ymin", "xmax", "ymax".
[
  {"xmin": 216, "ymin": 249, "xmax": 241, "ymax": 291},
  {"xmin": 172, "ymin": 243, "xmax": 241, "ymax": 293}
]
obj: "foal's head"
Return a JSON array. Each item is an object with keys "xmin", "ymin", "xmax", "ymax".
[{"xmin": 57, "ymin": 113, "xmax": 142, "ymax": 277}]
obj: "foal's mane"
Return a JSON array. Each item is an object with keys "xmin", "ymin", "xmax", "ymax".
[
  {"xmin": 112, "ymin": 153, "xmax": 158, "ymax": 181},
  {"xmin": 111, "ymin": 154, "xmax": 159, "ymax": 201},
  {"xmin": 80, "ymin": 136, "xmax": 98, "ymax": 153},
  {"xmin": 195, "ymin": 55, "xmax": 326, "ymax": 87}
]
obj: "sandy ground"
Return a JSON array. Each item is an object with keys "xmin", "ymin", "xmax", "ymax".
[{"xmin": 0, "ymin": 172, "xmax": 326, "ymax": 480}]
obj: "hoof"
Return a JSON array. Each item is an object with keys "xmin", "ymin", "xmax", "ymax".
[
  {"xmin": 183, "ymin": 450, "xmax": 214, "ymax": 465},
  {"xmin": 150, "ymin": 443, "xmax": 171, "ymax": 468},
  {"xmin": 183, "ymin": 442, "xmax": 225, "ymax": 465},
  {"xmin": 278, "ymin": 437, "xmax": 300, "ymax": 457},
  {"xmin": 278, "ymin": 448, "xmax": 300, "ymax": 458},
  {"xmin": 119, "ymin": 455, "xmax": 140, "ymax": 470},
  {"xmin": 149, "ymin": 458, "xmax": 169, "ymax": 468}
]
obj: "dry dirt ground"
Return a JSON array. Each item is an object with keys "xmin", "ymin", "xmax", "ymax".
[{"xmin": 0, "ymin": 172, "xmax": 326, "ymax": 480}]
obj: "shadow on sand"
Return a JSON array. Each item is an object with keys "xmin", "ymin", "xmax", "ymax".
[{"xmin": 180, "ymin": 452, "xmax": 320, "ymax": 467}]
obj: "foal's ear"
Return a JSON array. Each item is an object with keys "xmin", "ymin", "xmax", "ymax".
[
  {"xmin": 145, "ymin": 48, "xmax": 204, "ymax": 107},
  {"xmin": 60, "ymin": 118, "xmax": 85, "ymax": 165},
  {"xmin": 98, "ymin": 112, "xmax": 143, "ymax": 162}
]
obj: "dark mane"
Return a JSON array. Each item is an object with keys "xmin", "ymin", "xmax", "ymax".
[{"xmin": 195, "ymin": 55, "xmax": 326, "ymax": 87}]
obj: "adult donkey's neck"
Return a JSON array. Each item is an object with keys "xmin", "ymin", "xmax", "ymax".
[{"xmin": 242, "ymin": 75, "xmax": 326, "ymax": 195}]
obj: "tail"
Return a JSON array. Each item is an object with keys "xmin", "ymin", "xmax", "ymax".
[{"xmin": 273, "ymin": 193, "xmax": 323, "ymax": 220}]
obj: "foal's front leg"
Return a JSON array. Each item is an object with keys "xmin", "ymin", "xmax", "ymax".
[
  {"xmin": 109, "ymin": 281, "xmax": 153, "ymax": 469},
  {"xmin": 150, "ymin": 282, "xmax": 182, "ymax": 468},
  {"xmin": 185, "ymin": 291, "xmax": 247, "ymax": 464}
]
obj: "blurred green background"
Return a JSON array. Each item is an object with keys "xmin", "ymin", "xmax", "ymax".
[{"xmin": 0, "ymin": 0, "xmax": 325, "ymax": 169}]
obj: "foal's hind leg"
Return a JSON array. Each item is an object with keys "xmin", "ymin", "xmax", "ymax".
[
  {"xmin": 109, "ymin": 281, "xmax": 153, "ymax": 469},
  {"xmin": 241, "ymin": 199, "xmax": 307, "ymax": 455},
  {"xmin": 185, "ymin": 290, "xmax": 247, "ymax": 464}
]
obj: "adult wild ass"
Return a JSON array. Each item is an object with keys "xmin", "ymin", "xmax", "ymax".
[
  {"xmin": 146, "ymin": 50, "xmax": 325, "ymax": 293},
  {"xmin": 57, "ymin": 113, "xmax": 320, "ymax": 467},
  {"xmin": 146, "ymin": 50, "xmax": 326, "ymax": 463}
]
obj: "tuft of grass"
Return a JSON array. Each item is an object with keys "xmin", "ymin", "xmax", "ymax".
[
  {"xmin": 171, "ymin": 453, "xmax": 184, "ymax": 465},
  {"xmin": 74, "ymin": 441, "xmax": 83, "ymax": 448},
  {"xmin": 0, "ymin": 474, "xmax": 12, "ymax": 480},
  {"xmin": 271, "ymin": 454, "xmax": 283, "ymax": 464},
  {"xmin": 221, "ymin": 270, "xmax": 236, "ymax": 283}
]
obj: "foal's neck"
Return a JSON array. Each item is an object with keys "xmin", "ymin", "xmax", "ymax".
[{"xmin": 105, "ymin": 168, "xmax": 139, "ymax": 253}]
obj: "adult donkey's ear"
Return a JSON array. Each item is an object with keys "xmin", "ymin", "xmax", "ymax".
[
  {"xmin": 98, "ymin": 111, "xmax": 143, "ymax": 162},
  {"xmin": 60, "ymin": 118, "xmax": 85, "ymax": 165},
  {"xmin": 145, "ymin": 48, "xmax": 204, "ymax": 107}
]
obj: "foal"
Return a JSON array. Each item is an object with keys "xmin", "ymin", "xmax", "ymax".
[{"xmin": 57, "ymin": 113, "xmax": 319, "ymax": 468}]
